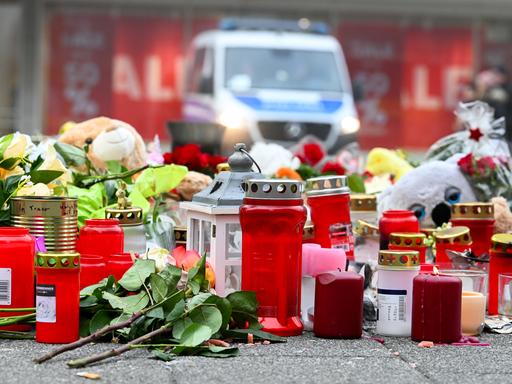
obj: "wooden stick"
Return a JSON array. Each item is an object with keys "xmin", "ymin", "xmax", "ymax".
[
  {"xmin": 67, "ymin": 325, "xmax": 171, "ymax": 368},
  {"xmin": 33, "ymin": 311, "xmax": 143, "ymax": 364}
]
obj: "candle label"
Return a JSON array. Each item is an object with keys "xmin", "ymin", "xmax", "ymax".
[
  {"xmin": 0, "ymin": 268, "xmax": 11, "ymax": 305},
  {"xmin": 377, "ymin": 288, "xmax": 407, "ymax": 323},
  {"xmin": 329, "ymin": 222, "xmax": 354, "ymax": 252},
  {"xmin": 36, "ymin": 284, "xmax": 57, "ymax": 323}
]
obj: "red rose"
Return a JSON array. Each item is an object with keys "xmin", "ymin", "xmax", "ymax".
[
  {"xmin": 321, "ymin": 161, "xmax": 346, "ymax": 175},
  {"xmin": 298, "ymin": 143, "xmax": 325, "ymax": 166},
  {"xmin": 162, "ymin": 152, "xmax": 174, "ymax": 165},
  {"xmin": 206, "ymin": 154, "xmax": 228, "ymax": 170},
  {"xmin": 171, "ymin": 144, "xmax": 204, "ymax": 169},
  {"xmin": 477, "ymin": 156, "xmax": 496, "ymax": 172},
  {"xmin": 458, "ymin": 154, "xmax": 475, "ymax": 176}
]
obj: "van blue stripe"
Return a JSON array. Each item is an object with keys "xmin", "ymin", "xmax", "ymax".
[{"xmin": 235, "ymin": 96, "xmax": 342, "ymax": 113}]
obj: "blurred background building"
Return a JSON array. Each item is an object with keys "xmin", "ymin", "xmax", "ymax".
[{"xmin": 2, "ymin": 0, "xmax": 512, "ymax": 149}]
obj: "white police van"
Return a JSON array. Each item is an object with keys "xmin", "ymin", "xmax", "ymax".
[{"xmin": 183, "ymin": 18, "xmax": 359, "ymax": 153}]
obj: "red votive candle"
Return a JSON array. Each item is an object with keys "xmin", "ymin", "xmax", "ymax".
[
  {"xmin": 80, "ymin": 254, "xmax": 107, "ymax": 289},
  {"xmin": 450, "ymin": 203, "xmax": 494, "ymax": 258},
  {"xmin": 306, "ymin": 176, "xmax": 354, "ymax": 259},
  {"xmin": 36, "ymin": 252, "xmax": 80, "ymax": 344},
  {"xmin": 313, "ymin": 271, "xmax": 363, "ymax": 339},
  {"xmin": 488, "ymin": 234, "xmax": 512, "ymax": 315},
  {"xmin": 434, "ymin": 226, "xmax": 472, "ymax": 268},
  {"xmin": 77, "ymin": 219, "xmax": 124, "ymax": 262},
  {"xmin": 379, "ymin": 210, "xmax": 419, "ymax": 250},
  {"xmin": 411, "ymin": 273, "xmax": 462, "ymax": 343},
  {"xmin": 107, "ymin": 253, "xmax": 135, "ymax": 281},
  {"xmin": 0, "ymin": 227, "xmax": 35, "ymax": 331},
  {"xmin": 389, "ymin": 232, "xmax": 427, "ymax": 264}
]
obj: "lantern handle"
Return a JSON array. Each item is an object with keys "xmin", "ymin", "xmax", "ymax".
[{"xmin": 238, "ymin": 146, "xmax": 262, "ymax": 174}]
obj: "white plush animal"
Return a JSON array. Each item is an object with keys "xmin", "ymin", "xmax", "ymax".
[{"xmin": 378, "ymin": 160, "xmax": 477, "ymax": 228}]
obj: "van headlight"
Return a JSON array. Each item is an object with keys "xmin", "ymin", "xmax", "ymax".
[
  {"xmin": 218, "ymin": 111, "xmax": 245, "ymax": 130},
  {"xmin": 340, "ymin": 116, "xmax": 360, "ymax": 134}
]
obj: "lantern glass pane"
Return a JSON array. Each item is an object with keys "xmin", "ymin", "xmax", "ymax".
[
  {"xmin": 202, "ymin": 220, "xmax": 211, "ymax": 257},
  {"xmin": 225, "ymin": 265, "xmax": 242, "ymax": 292},
  {"xmin": 191, "ymin": 218, "xmax": 200, "ymax": 250},
  {"xmin": 225, "ymin": 223, "xmax": 242, "ymax": 259}
]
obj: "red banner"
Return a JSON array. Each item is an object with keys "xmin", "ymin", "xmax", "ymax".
[
  {"xmin": 401, "ymin": 27, "xmax": 473, "ymax": 148},
  {"xmin": 46, "ymin": 13, "xmax": 114, "ymax": 134},
  {"xmin": 111, "ymin": 17, "xmax": 184, "ymax": 139},
  {"xmin": 338, "ymin": 23, "xmax": 403, "ymax": 149}
]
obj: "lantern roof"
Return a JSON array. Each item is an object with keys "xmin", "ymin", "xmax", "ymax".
[{"xmin": 191, "ymin": 143, "xmax": 263, "ymax": 207}]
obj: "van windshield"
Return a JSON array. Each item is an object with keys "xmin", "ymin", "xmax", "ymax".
[{"xmin": 224, "ymin": 47, "xmax": 344, "ymax": 93}]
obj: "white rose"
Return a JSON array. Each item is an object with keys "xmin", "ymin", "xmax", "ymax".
[{"xmin": 249, "ymin": 142, "xmax": 300, "ymax": 176}]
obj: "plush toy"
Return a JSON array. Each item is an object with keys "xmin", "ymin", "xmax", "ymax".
[
  {"xmin": 378, "ymin": 160, "xmax": 477, "ymax": 228},
  {"xmin": 58, "ymin": 117, "xmax": 147, "ymax": 171}
]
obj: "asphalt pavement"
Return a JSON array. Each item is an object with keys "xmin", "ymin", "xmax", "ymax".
[{"xmin": 1, "ymin": 331, "xmax": 510, "ymax": 384}]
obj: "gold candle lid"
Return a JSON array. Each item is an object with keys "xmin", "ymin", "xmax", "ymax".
[
  {"xmin": 36, "ymin": 252, "xmax": 80, "ymax": 269},
  {"xmin": 378, "ymin": 250, "xmax": 420, "ymax": 268},
  {"xmin": 354, "ymin": 220, "xmax": 379, "ymax": 236},
  {"xmin": 389, "ymin": 232, "xmax": 426, "ymax": 247},
  {"xmin": 105, "ymin": 181, "xmax": 143, "ymax": 226},
  {"xmin": 350, "ymin": 194, "xmax": 377, "ymax": 212},
  {"xmin": 217, "ymin": 163, "xmax": 230, "ymax": 172},
  {"xmin": 491, "ymin": 233, "xmax": 512, "ymax": 254},
  {"xmin": 451, "ymin": 202, "xmax": 494, "ymax": 220},
  {"xmin": 434, "ymin": 226, "xmax": 472, "ymax": 245}
]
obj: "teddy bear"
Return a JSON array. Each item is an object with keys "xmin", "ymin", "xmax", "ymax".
[{"xmin": 58, "ymin": 116, "xmax": 147, "ymax": 171}]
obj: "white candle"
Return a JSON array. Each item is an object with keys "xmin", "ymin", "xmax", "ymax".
[{"xmin": 461, "ymin": 291, "xmax": 486, "ymax": 336}]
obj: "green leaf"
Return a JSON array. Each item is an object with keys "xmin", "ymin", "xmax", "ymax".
[
  {"xmin": 189, "ymin": 306, "xmax": 223, "ymax": 334},
  {"xmin": 347, "ymin": 173, "xmax": 365, "ymax": 193},
  {"xmin": 127, "ymin": 187, "xmax": 150, "ymax": 213},
  {"xmin": 226, "ymin": 291, "xmax": 258, "ymax": 314},
  {"xmin": 166, "ymin": 298, "xmax": 186, "ymax": 323},
  {"xmin": 110, "ymin": 312, "xmax": 132, "ymax": 326},
  {"xmin": 149, "ymin": 273, "xmax": 168, "ymax": 303},
  {"xmin": 134, "ymin": 165, "xmax": 187, "ymax": 198},
  {"xmin": 54, "ymin": 142, "xmax": 87, "ymax": 167},
  {"xmin": 118, "ymin": 259, "xmax": 156, "ymax": 291},
  {"xmin": 0, "ymin": 134, "xmax": 13, "ymax": 157},
  {"xmin": 89, "ymin": 310, "xmax": 119, "ymax": 334},
  {"xmin": 180, "ymin": 323, "xmax": 212, "ymax": 347},
  {"xmin": 67, "ymin": 183, "xmax": 107, "ymax": 227},
  {"xmin": 223, "ymin": 328, "xmax": 286, "ymax": 343},
  {"xmin": 146, "ymin": 306, "xmax": 165, "ymax": 319},
  {"xmin": 79, "ymin": 318, "xmax": 91, "ymax": 337},
  {"xmin": 102, "ymin": 291, "xmax": 150, "ymax": 314},
  {"xmin": 205, "ymin": 296, "xmax": 232, "ymax": 333},
  {"xmin": 162, "ymin": 293, "xmax": 185, "ymax": 320},
  {"xmin": 106, "ymin": 161, "xmax": 122, "ymax": 174},
  {"xmin": 172, "ymin": 317, "xmax": 193, "ymax": 340},
  {"xmin": 0, "ymin": 157, "xmax": 20, "ymax": 170},
  {"xmin": 151, "ymin": 349, "xmax": 175, "ymax": 362},
  {"xmin": 4, "ymin": 175, "xmax": 23, "ymax": 192},
  {"xmin": 158, "ymin": 264, "xmax": 183, "ymax": 291},
  {"xmin": 29, "ymin": 169, "xmax": 64, "ymax": 184},
  {"xmin": 79, "ymin": 295, "xmax": 98, "ymax": 308},
  {"xmin": 187, "ymin": 280, "xmax": 200, "ymax": 295},
  {"xmin": 187, "ymin": 293, "xmax": 213, "ymax": 310},
  {"xmin": 200, "ymin": 345, "xmax": 239, "ymax": 358}
]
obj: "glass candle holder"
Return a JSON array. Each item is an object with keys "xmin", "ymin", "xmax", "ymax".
[
  {"xmin": 353, "ymin": 220, "xmax": 379, "ymax": 265},
  {"xmin": 498, "ymin": 274, "xmax": 512, "ymax": 316},
  {"xmin": 440, "ymin": 269, "xmax": 488, "ymax": 336}
]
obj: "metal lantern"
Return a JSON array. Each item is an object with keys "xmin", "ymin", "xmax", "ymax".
[{"xmin": 180, "ymin": 143, "xmax": 262, "ymax": 296}]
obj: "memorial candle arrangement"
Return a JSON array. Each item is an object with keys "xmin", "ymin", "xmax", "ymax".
[
  {"xmin": 77, "ymin": 219, "xmax": 124, "ymax": 262},
  {"xmin": 35, "ymin": 252, "xmax": 80, "ymax": 344},
  {"xmin": 434, "ymin": 226, "xmax": 472, "ymax": 268},
  {"xmin": 488, "ymin": 234, "xmax": 512, "ymax": 315},
  {"xmin": 379, "ymin": 210, "xmax": 419, "ymax": 250},
  {"xmin": 241, "ymin": 179, "xmax": 306, "ymax": 336},
  {"xmin": 376, "ymin": 250, "xmax": 420, "ymax": 337},
  {"xmin": 411, "ymin": 273, "xmax": 462, "ymax": 343}
]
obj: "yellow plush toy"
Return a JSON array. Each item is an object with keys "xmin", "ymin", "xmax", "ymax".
[
  {"xmin": 58, "ymin": 117, "xmax": 147, "ymax": 171},
  {"xmin": 366, "ymin": 148, "xmax": 413, "ymax": 181}
]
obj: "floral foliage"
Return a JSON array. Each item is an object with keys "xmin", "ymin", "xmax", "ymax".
[{"xmin": 163, "ymin": 144, "xmax": 226, "ymax": 177}]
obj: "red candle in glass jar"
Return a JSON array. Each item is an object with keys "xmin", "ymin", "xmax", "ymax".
[
  {"xmin": 241, "ymin": 179, "xmax": 307, "ymax": 336},
  {"xmin": 80, "ymin": 254, "xmax": 107, "ymax": 289},
  {"xmin": 434, "ymin": 226, "xmax": 472, "ymax": 268},
  {"xmin": 0, "ymin": 227, "xmax": 35, "ymax": 332},
  {"xmin": 306, "ymin": 176, "xmax": 354, "ymax": 259},
  {"xmin": 379, "ymin": 210, "xmax": 419, "ymax": 250},
  {"xmin": 35, "ymin": 252, "xmax": 80, "ymax": 344},
  {"xmin": 488, "ymin": 234, "xmax": 512, "ymax": 315},
  {"xmin": 77, "ymin": 219, "xmax": 124, "ymax": 262},
  {"xmin": 313, "ymin": 271, "xmax": 363, "ymax": 339},
  {"xmin": 107, "ymin": 253, "xmax": 135, "ymax": 281},
  {"xmin": 389, "ymin": 232, "xmax": 427, "ymax": 264},
  {"xmin": 450, "ymin": 203, "xmax": 494, "ymax": 257},
  {"xmin": 411, "ymin": 273, "xmax": 462, "ymax": 343}
]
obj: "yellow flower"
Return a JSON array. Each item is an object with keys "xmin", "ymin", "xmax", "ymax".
[
  {"xmin": 0, "ymin": 166, "xmax": 24, "ymax": 180},
  {"xmin": 16, "ymin": 183, "xmax": 52, "ymax": 196},
  {"xmin": 366, "ymin": 148, "xmax": 413, "ymax": 181},
  {"xmin": 3, "ymin": 133, "xmax": 31, "ymax": 161},
  {"xmin": 39, "ymin": 145, "xmax": 72, "ymax": 185}
]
